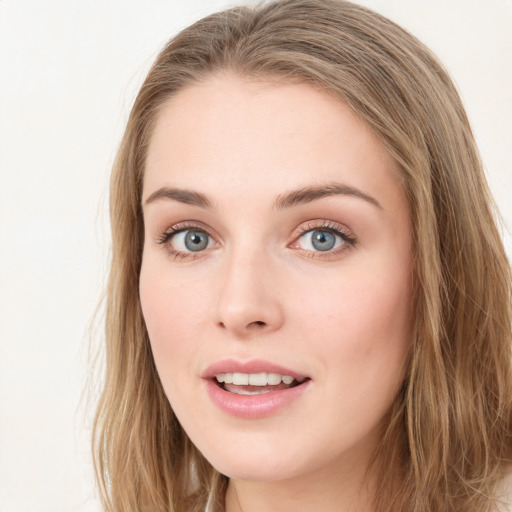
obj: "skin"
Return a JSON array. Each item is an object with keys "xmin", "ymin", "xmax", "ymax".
[{"xmin": 140, "ymin": 74, "xmax": 413, "ymax": 512}]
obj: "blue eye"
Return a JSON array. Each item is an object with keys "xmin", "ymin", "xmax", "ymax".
[
  {"xmin": 298, "ymin": 229, "xmax": 345, "ymax": 252},
  {"xmin": 170, "ymin": 230, "xmax": 213, "ymax": 252}
]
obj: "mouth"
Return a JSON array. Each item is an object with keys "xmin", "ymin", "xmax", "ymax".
[
  {"xmin": 203, "ymin": 359, "xmax": 311, "ymax": 418},
  {"xmin": 214, "ymin": 372, "xmax": 308, "ymax": 395}
]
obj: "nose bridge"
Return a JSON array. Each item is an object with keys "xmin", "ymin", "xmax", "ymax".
[{"xmin": 215, "ymin": 240, "xmax": 283, "ymax": 335}]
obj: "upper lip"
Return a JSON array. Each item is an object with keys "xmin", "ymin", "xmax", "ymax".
[{"xmin": 201, "ymin": 358, "xmax": 309, "ymax": 380}]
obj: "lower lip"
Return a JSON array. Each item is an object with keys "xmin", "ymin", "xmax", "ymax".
[{"xmin": 204, "ymin": 379, "xmax": 310, "ymax": 419}]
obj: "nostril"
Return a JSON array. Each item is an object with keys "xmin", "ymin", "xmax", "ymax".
[{"xmin": 252, "ymin": 321, "xmax": 266, "ymax": 327}]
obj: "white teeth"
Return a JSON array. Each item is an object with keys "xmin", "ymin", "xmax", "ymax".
[
  {"xmin": 216, "ymin": 373, "xmax": 233, "ymax": 384},
  {"xmin": 267, "ymin": 373, "xmax": 281, "ymax": 385},
  {"xmin": 215, "ymin": 372, "xmax": 301, "ymax": 386},
  {"xmin": 231, "ymin": 388, "xmax": 273, "ymax": 395},
  {"xmin": 248, "ymin": 373, "xmax": 267, "ymax": 386},
  {"xmin": 233, "ymin": 372, "xmax": 249, "ymax": 385}
]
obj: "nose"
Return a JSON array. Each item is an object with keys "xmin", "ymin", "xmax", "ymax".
[{"xmin": 215, "ymin": 249, "xmax": 284, "ymax": 337}]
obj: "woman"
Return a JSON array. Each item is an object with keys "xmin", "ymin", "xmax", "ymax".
[{"xmin": 93, "ymin": 1, "xmax": 512, "ymax": 510}]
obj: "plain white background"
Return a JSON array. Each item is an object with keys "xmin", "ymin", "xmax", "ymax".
[{"xmin": 0, "ymin": 1, "xmax": 510, "ymax": 511}]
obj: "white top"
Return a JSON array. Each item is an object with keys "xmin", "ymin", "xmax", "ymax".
[
  {"xmin": 203, "ymin": 475, "xmax": 512, "ymax": 512},
  {"xmin": 498, "ymin": 473, "xmax": 512, "ymax": 511}
]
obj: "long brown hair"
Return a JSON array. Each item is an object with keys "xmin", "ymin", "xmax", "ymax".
[{"xmin": 93, "ymin": 1, "xmax": 512, "ymax": 510}]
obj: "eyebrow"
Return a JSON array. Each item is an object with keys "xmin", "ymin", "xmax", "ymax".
[
  {"xmin": 274, "ymin": 182, "xmax": 382, "ymax": 210},
  {"xmin": 144, "ymin": 187, "xmax": 213, "ymax": 209},
  {"xmin": 143, "ymin": 181, "xmax": 381, "ymax": 210}
]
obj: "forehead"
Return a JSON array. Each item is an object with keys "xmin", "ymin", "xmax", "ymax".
[{"xmin": 143, "ymin": 74, "xmax": 403, "ymax": 208}]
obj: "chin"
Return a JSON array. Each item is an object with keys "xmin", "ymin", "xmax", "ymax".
[
  {"xmin": 196, "ymin": 435, "xmax": 306, "ymax": 482},
  {"xmin": 209, "ymin": 457, "xmax": 298, "ymax": 482}
]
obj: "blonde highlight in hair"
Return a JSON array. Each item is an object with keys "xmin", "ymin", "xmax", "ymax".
[{"xmin": 93, "ymin": 1, "xmax": 512, "ymax": 510}]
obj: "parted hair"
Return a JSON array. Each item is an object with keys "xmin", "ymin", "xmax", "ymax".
[{"xmin": 93, "ymin": 1, "xmax": 512, "ymax": 510}]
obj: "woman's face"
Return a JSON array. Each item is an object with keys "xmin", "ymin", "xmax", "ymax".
[{"xmin": 140, "ymin": 75, "xmax": 413, "ymax": 483}]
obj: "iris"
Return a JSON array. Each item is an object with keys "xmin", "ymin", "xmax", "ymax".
[
  {"xmin": 184, "ymin": 230, "xmax": 209, "ymax": 251},
  {"xmin": 311, "ymin": 230, "xmax": 336, "ymax": 251}
]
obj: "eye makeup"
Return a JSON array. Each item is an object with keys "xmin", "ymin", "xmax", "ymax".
[
  {"xmin": 154, "ymin": 218, "xmax": 357, "ymax": 262},
  {"xmin": 288, "ymin": 219, "xmax": 357, "ymax": 260}
]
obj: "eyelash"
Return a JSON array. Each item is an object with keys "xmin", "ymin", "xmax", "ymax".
[
  {"xmin": 155, "ymin": 222, "xmax": 211, "ymax": 261},
  {"xmin": 155, "ymin": 220, "xmax": 357, "ymax": 261},
  {"xmin": 293, "ymin": 220, "xmax": 357, "ymax": 259}
]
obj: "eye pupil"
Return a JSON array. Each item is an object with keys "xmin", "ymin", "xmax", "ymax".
[
  {"xmin": 311, "ymin": 230, "xmax": 336, "ymax": 251},
  {"xmin": 184, "ymin": 231, "xmax": 209, "ymax": 251}
]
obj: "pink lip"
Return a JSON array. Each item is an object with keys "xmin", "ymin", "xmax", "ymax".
[{"xmin": 202, "ymin": 359, "xmax": 311, "ymax": 419}]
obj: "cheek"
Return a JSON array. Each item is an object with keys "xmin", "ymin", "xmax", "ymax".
[
  {"xmin": 139, "ymin": 258, "xmax": 205, "ymax": 376},
  {"xmin": 295, "ymin": 258, "xmax": 412, "ymax": 376},
  {"xmin": 293, "ymin": 266, "xmax": 412, "ymax": 451}
]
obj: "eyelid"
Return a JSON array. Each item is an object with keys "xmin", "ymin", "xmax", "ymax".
[
  {"xmin": 288, "ymin": 219, "xmax": 357, "ymax": 258},
  {"xmin": 154, "ymin": 221, "xmax": 219, "ymax": 259},
  {"xmin": 292, "ymin": 219, "xmax": 355, "ymax": 242},
  {"xmin": 155, "ymin": 220, "xmax": 212, "ymax": 241},
  {"xmin": 153, "ymin": 218, "xmax": 356, "ymax": 261}
]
